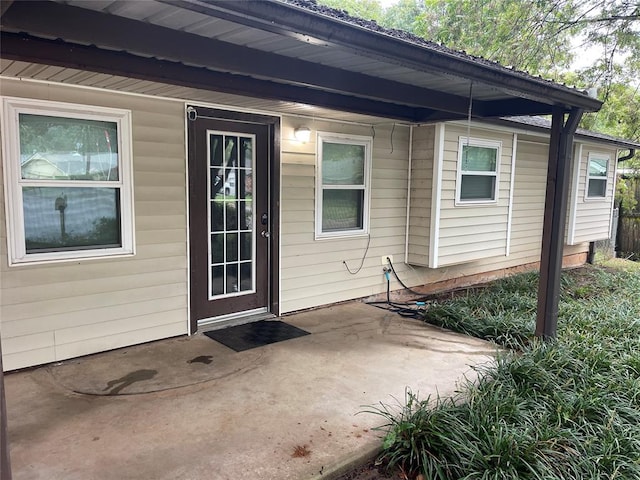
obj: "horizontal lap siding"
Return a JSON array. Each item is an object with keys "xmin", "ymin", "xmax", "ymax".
[
  {"xmin": 279, "ymin": 120, "xmax": 587, "ymax": 315},
  {"xmin": 280, "ymin": 118, "xmax": 410, "ymax": 313},
  {"xmin": 570, "ymin": 145, "xmax": 617, "ymax": 244},
  {"xmin": 407, "ymin": 125, "xmax": 435, "ymax": 266},
  {"xmin": 396, "ymin": 131, "xmax": 587, "ymax": 291},
  {"xmin": 436, "ymin": 125, "xmax": 512, "ymax": 267},
  {"xmin": 0, "ymin": 80, "xmax": 188, "ymax": 370}
]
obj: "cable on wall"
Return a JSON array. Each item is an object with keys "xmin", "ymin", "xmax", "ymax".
[
  {"xmin": 389, "ymin": 123, "xmax": 395, "ymax": 154},
  {"xmin": 342, "ymin": 234, "xmax": 371, "ymax": 275}
]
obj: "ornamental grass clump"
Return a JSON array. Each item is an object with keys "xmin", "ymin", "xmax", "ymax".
[{"xmin": 369, "ymin": 261, "xmax": 640, "ymax": 480}]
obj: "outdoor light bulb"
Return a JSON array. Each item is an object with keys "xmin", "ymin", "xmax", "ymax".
[{"xmin": 294, "ymin": 127, "xmax": 311, "ymax": 143}]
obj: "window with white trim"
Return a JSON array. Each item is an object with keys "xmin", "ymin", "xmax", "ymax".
[
  {"xmin": 316, "ymin": 132, "xmax": 371, "ymax": 238},
  {"xmin": 2, "ymin": 98, "xmax": 135, "ymax": 265},
  {"xmin": 456, "ymin": 137, "xmax": 501, "ymax": 204},
  {"xmin": 585, "ymin": 153, "xmax": 609, "ymax": 199}
]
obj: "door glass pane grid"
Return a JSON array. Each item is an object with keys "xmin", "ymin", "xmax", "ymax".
[{"xmin": 208, "ymin": 132, "xmax": 256, "ymax": 299}]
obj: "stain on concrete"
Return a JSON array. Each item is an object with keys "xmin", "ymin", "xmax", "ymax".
[
  {"xmin": 188, "ymin": 355, "xmax": 213, "ymax": 365},
  {"xmin": 103, "ymin": 369, "xmax": 158, "ymax": 395}
]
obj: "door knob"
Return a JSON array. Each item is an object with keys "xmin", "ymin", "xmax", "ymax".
[{"xmin": 261, "ymin": 230, "xmax": 270, "ymax": 238}]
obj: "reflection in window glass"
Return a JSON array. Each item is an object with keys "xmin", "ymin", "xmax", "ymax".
[
  {"xmin": 587, "ymin": 156, "xmax": 608, "ymax": 198},
  {"xmin": 460, "ymin": 175, "xmax": 496, "ymax": 201},
  {"xmin": 23, "ymin": 187, "xmax": 120, "ymax": 253},
  {"xmin": 318, "ymin": 134, "xmax": 371, "ymax": 237},
  {"xmin": 208, "ymin": 132, "xmax": 255, "ymax": 298},
  {"xmin": 322, "ymin": 142, "xmax": 365, "ymax": 185},
  {"xmin": 457, "ymin": 139, "xmax": 500, "ymax": 203},
  {"xmin": 461, "ymin": 145, "xmax": 497, "ymax": 172},
  {"xmin": 322, "ymin": 190, "xmax": 364, "ymax": 231},
  {"xmin": 19, "ymin": 114, "xmax": 119, "ymax": 181}
]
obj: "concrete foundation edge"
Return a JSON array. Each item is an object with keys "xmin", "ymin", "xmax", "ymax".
[{"xmin": 311, "ymin": 445, "xmax": 382, "ymax": 480}]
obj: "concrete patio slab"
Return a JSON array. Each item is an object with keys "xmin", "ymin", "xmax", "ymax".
[{"xmin": 4, "ymin": 302, "xmax": 497, "ymax": 480}]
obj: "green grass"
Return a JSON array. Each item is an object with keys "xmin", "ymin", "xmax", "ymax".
[{"xmin": 368, "ymin": 261, "xmax": 640, "ymax": 480}]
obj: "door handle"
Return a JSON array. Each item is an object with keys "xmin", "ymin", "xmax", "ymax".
[{"xmin": 261, "ymin": 230, "xmax": 270, "ymax": 238}]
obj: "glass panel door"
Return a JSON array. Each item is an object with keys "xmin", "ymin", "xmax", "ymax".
[{"xmin": 208, "ymin": 132, "xmax": 255, "ymax": 299}]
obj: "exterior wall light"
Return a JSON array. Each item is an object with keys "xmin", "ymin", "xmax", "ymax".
[{"xmin": 294, "ymin": 127, "xmax": 311, "ymax": 143}]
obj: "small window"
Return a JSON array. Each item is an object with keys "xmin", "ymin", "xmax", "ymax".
[
  {"xmin": 2, "ymin": 98, "xmax": 134, "ymax": 265},
  {"xmin": 316, "ymin": 132, "xmax": 371, "ymax": 238},
  {"xmin": 585, "ymin": 154, "xmax": 609, "ymax": 199},
  {"xmin": 456, "ymin": 137, "xmax": 501, "ymax": 204}
]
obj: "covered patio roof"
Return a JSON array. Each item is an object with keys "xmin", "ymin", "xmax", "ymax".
[
  {"xmin": 0, "ymin": 0, "xmax": 601, "ymax": 122},
  {"xmin": 0, "ymin": 0, "xmax": 608, "ymax": 340}
]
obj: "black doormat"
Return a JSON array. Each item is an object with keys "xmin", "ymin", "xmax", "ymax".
[{"xmin": 203, "ymin": 320, "xmax": 310, "ymax": 352}]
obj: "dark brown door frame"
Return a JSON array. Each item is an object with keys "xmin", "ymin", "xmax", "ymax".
[{"xmin": 187, "ymin": 106, "xmax": 281, "ymax": 333}]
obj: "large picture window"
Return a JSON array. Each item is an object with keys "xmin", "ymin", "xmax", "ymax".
[
  {"xmin": 456, "ymin": 137, "xmax": 501, "ymax": 204},
  {"xmin": 585, "ymin": 153, "xmax": 609, "ymax": 199},
  {"xmin": 316, "ymin": 132, "xmax": 371, "ymax": 238},
  {"xmin": 2, "ymin": 98, "xmax": 134, "ymax": 265}
]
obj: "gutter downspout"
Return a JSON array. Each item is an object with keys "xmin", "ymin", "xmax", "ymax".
[
  {"xmin": 609, "ymin": 148, "xmax": 637, "ymax": 259},
  {"xmin": 536, "ymin": 106, "xmax": 583, "ymax": 339},
  {"xmin": 618, "ymin": 148, "xmax": 636, "ymax": 164}
]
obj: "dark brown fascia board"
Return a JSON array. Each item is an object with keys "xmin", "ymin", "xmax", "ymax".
[
  {"xmin": 1, "ymin": 0, "xmax": 579, "ymax": 121},
  {"xmin": 486, "ymin": 118, "xmax": 640, "ymax": 149},
  {"xmin": 423, "ymin": 98, "xmax": 556, "ymax": 122},
  {"xmin": 171, "ymin": 0, "xmax": 603, "ymax": 113},
  {"xmin": 1, "ymin": 32, "xmax": 437, "ymax": 122},
  {"xmin": 1, "ymin": 0, "xmax": 474, "ymax": 116}
]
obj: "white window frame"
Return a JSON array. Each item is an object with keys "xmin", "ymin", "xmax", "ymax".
[
  {"xmin": 584, "ymin": 152, "xmax": 609, "ymax": 200},
  {"xmin": 2, "ymin": 97, "xmax": 135, "ymax": 266},
  {"xmin": 455, "ymin": 136, "xmax": 502, "ymax": 205},
  {"xmin": 315, "ymin": 132, "xmax": 372, "ymax": 239}
]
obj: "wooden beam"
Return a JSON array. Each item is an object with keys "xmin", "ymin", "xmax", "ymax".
[
  {"xmin": 536, "ymin": 107, "xmax": 583, "ymax": 338},
  {"xmin": 1, "ymin": 32, "xmax": 432, "ymax": 122}
]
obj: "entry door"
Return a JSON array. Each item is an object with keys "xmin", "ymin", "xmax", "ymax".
[{"xmin": 188, "ymin": 113, "xmax": 271, "ymax": 327}]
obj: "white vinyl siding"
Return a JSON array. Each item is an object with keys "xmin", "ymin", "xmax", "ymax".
[
  {"xmin": 567, "ymin": 145, "xmax": 617, "ymax": 245},
  {"xmin": 429, "ymin": 125, "xmax": 513, "ymax": 267},
  {"xmin": 401, "ymin": 133, "xmax": 586, "ymax": 289},
  {"xmin": 0, "ymin": 79, "xmax": 188, "ymax": 370},
  {"xmin": 281, "ymin": 118, "xmax": 409, "ymax": 313},
  {"xmin": 406, "ymin": 125, "xmax": 435, "ymax": 267}
]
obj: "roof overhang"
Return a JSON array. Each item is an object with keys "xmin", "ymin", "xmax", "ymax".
[
  {"xmin": 0, "ymin": 0, "xmax": 602, "ymax": 122},
  {"xmin": 489, "ymin": 117, "xmax": 640, "ymax": 150}
]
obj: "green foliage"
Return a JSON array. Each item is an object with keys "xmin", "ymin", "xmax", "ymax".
[
  {"xmin": 316, "ymin": 0, "xmax": 383, "ymax": 22},
  {"xmin": 616, "ymin": 177, "xmax": 638, "ymax": 215},
  {"xmin": 366, "ymin": 264, "xmax": 640, "ymax": 480},
  {"xmin": 316, "ymin": 0, "xmax": 640, "ymax": 144},
  {"xmin": 20, "ymin": 114, "xmax": 117, "ymax": 157}
]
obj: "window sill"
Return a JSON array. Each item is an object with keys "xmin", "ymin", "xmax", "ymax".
[
  {"xmin": 454, "ymin": 199, "xmax": 499, "ymax": 207},
  {"xmin": 315, "ymin": 231, "xmax": 369, "ymax": 241},
  {"xmin": 8, "ymin": 248, "xmax": 135, "ymax": 267}
]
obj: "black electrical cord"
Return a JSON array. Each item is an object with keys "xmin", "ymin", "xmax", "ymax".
[
  {"xmin": 386, "ymin": 257, "xmax": 430, "ymax": 297},
  {"xmin": 366, "ymin": 268, "xmax": 426, "ymax": 320},
  {"xmin": 367, "ymin": 257, "xmax": 490, "ymax": 321}
]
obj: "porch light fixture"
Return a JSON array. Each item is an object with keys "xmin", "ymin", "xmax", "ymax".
[{"xmin": 294, "ymin": 126, "xmax": 311, "ymax": 143}]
